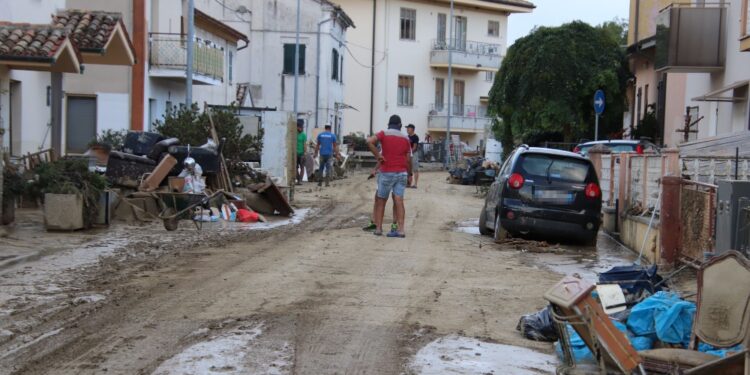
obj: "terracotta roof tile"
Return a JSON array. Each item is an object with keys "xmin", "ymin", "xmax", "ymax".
[
  {"xmin": 0, "ymin": 23, "xmax": 69, "ymax": 59},
  {"xmin": 53, "ymin": 10, "xmax": 122, "ymax": 52}
]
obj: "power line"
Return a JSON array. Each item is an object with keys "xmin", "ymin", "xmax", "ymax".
[{"xmin": 342, "ymin": 43, "xmax": 386, "ymax": 69}]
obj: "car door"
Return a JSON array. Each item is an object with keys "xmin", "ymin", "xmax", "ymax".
[{"xmin": 485, "ymin": 150, "xmax": 514, "ymax": 221}]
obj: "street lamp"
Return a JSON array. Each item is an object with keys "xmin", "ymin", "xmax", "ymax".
[{"xmin": 445, "ymin": 0, "xmax": 454, "ymax": 169}]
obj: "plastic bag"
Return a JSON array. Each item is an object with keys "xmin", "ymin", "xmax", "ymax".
[
  {"xmin": 655, "ymin": 300, "xmax": 696, "ymax": 347},
  {"xmin": 556, "ymin": 321, "xmax": 654, "ymax": 363},
  {"xmin": 698, "ymin": 342, "xmax": 745, "ymax": 357},
  {"xmin": 516, "ymin": 306, "xmax": 558, "ymax": 342},
  {"xmin": 627, "ymin": 291, "xmax": 683, "ymax": 336}
]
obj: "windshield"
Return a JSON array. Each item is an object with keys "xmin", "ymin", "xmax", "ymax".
[
  {"xmin": 579, "ymin": 144, "xmax": 637, "ymax": 156},
  {"xmin": 517, "ymin": 154, "xmax": 591, "ymax": 183}
]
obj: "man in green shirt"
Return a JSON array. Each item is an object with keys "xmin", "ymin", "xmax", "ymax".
[{"xmin": 296, "ymin": 120, "xmax": 307, "ymax": 185}]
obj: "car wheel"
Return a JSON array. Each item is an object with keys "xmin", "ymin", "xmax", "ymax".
[
  {"xmin": 493, "ymin": 215, "xmax": 508, "ymax": 243},
  {"xmin": 479, "ymin": 205, "xmax": 492, "ymax": 236},
  {"xmin": 583, "ymin": 234, "xmax": 598, "ymax": 247}
]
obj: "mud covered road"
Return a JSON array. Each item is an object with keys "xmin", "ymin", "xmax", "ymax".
[{"xmin": 1, "ymin": 171, "xmax": 574, "ymax": 374}]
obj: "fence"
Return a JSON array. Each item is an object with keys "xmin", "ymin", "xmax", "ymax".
[
  {"xmin": 597, "ymin": 152, "xmax": 675, "ymax": 213},
  {"xmin": 149, "ymin": 33, "xmax": 225, "ymax": 81},
  {"xmin": 680, "ymin": 180, "xmax": 717, "ymax": 260},
  {"xmin": 680, "ymin": 156, "xmax": 750, "ymax": 184},
  {"xmin": 416, "ymin": 142, "xmax": 470, "ymax": 167}
]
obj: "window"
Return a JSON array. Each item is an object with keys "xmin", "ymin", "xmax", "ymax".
[
  {"xmin": 488, "ymin": 20, "xmax": 500, "ymax": 38},
  {"xmin": 283, "ymin": 44, "xmax": 306, "ymax": 75},
  {"xmin": 400, "ymin": 8, "xmax": 416, "ymax": 40},
  {"xmin": 485, "ymin": 71, "xmax": 495, "ymax": 82},
  {"xmin": 744, "ymin": 0, "xmax": 750, "ymax": 37},
  {"xmin": 435, "ymin": 78, "xmax": 444, "ymax": 111},
  {"xmin": 397, "ymin": 75, "xmax": 414, "ymax": 106},
  {"xmin": 453, "ymin": 80, "xmax": 465, "ymax": 115},
  {"xmin": 331, "ymin": 49, "xmax": 339, "ymax": 80},
  {"xmin": 228, "ymin": 51, "xmax": 234, "ymax": 84},
  {"xmin": 454, "ymin": 16, "xmax": 467, "ymax": 50},
  {"xmin": 437, "ymin": 13, "xmax": 447, "ymax": 44},
  {"xmin": 340, "ymin": 55, "xmax": 344, "ymax": 82}
]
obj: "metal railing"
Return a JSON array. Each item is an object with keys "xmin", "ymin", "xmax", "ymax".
[
  {"xmin": 149, "ymin": 33, "xmax": 224, "ymax": 81},
  {"xmin": 429, "ymin": 103, "xmax": 488, "ymax": 118},
  {"xmin": 432, "ymin": 38, "xmax": 501, "ymax": 56}
]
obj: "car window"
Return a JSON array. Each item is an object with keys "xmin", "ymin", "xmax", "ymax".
[
  {"xmin": 578, "ymin": 146, "xmax": 593, "ymax": 156},
  {"xmin": 608, "ymin": 145, "xmax": 637, "ymax": 153},
  {"xmin": 517, "ymin": 154, "xmax": 591, "ymax": 183},
  {"xmin": 498, "ymin": 150, "xmax": 515, "ymax": 177}
]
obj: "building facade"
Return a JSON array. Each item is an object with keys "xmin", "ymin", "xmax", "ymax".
[
  {"xmin": 626, "ymin": 0, "xmax": 750, "ymax": 154},
  {"xmin": 338, "ymin": 0, "xmax": 533, "ymax": 148}
]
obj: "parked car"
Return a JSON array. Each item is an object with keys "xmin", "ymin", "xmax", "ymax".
[
  {"xmin": 478, "ymin": 146, "xmax": 602, "ymax": 245},
  {"xmin": 573, "ymin": 139, "xmax": 659, "ymax": 156}
]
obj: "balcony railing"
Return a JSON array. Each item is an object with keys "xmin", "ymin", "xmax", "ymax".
[
  {"xmin": 428, "ymin": 103, "xmax": 491, "ymax": 132},
  {"xmin": 149, "ymin": 33, "xmax": 224, "ymax": 82},
  {"xmin": 655, "ymin": 3, "xmax": 726, "ymax": 72},
  {"xmin": 432, "ymin": 38, "xmax": 501, "ymax": 56}
]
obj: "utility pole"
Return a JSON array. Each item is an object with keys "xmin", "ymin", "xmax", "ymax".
[
  {"xmin": 293, "ymin": 0, "xmax": 301, "ymax": 118},
  {"xmin": 445, "ymin": 0, "xmax": 454, "ymax": 169},
  {"xmin": 186, "ymin": 0, "xmax": 195, "ymax": 105}
]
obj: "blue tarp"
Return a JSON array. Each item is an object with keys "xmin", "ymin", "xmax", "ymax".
[
  {"xmin": 698, "ymin": 342, "xmax": 745, "ymax": 357},
  {"xmin": 627, "ymin": 291, "xmax": 684, "ymax": 337},
  {"xmin": 556, "ymin": 321, "xmax": 654, "ymax": 362}
]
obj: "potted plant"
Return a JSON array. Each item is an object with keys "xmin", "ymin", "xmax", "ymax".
[
  {"xmin": 87, "ymin": 129, "xmax": 127, "ymax": 165},
  {"xmin": 2, "ymin": 165, "xmax": 23, "ymax": 225},
  {"xmin": 29, "ymin": 159, "xmax": 107, "ymax": 230}
]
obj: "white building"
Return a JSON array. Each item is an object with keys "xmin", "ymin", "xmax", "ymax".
[
  {"xmin": 337, "ymin": 0, "xmax": 533, "ymax": 148},
  {"xmin": 240, "ymin": 0, "xmax": 354, "ymax": 136}
]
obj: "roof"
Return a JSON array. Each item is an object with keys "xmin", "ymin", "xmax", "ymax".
[
  {"xmin": 481, "ymin": 0, "xmax": 535, "ymax": 9},
  {"xmin": 0, "ymin": 23, "xmax": 72, "ymax": 60},
  {"xmin": 324, "ymin": 1, "xmax": 355, "ymax": 29},
  {"xmin": 195, "ymin": 9, "xmax": 248, "ymax": 43},
  {"xmin": 53, "ymin": 10, "xmax": 123, "ymax": 53}
]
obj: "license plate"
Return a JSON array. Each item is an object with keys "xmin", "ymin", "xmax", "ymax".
[{"xmin": 535, "ymin": 190, "xmax": 573, "ymax": 202}]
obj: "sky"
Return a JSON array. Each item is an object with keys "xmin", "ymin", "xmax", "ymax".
[{"xmin": 507, "ymin": 0, "xmax": 630, "ymax": 46}]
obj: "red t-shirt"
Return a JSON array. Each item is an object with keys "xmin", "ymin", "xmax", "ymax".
[{"xmin": 377, "ymin": 129, "xmax": 412, "ymax": 173}]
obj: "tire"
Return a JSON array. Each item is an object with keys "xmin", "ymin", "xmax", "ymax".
[
  {"xmin": 583, "ymin": 234, "xmax": 598, "ymax": 247},
  {"xmin": 162, "ymin": 207, "xmax": 179, "ymax": 231},
  {"xmin": 493, "ymin": 215, "xmax": 508, "ymax": 243},
  {"xmin": 479, "ymin": 205, "xmax": 492, "ymax": 236}
]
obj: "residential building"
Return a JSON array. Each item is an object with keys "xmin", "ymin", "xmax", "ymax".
[
  {"xmin": 626, "ymin": 0, "xmax": 750, "ymax": 155},
  {"xmin": 240, "ymin": 0, "xmax": 354, "ymax": 136},
  {"xmin": 337, "ymin": 0, "xmax": 534, "ymax": 148}
]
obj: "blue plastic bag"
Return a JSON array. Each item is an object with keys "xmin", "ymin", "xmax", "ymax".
[
  {"xmin": 627, "ymin": 291, "xmax": 683, "ymax": 336},
  {"xmin": 698, "ymin": 342, "xmax": 745, "ymax": 357},
  {"xmin": 655, "ymin": 300, "xmax": 696, "ymax": 347},
  {"xmin": 556, "ymin": 321, "xmax": 653, "ymax": 362}
]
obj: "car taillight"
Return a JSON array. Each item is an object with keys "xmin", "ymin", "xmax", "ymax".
[
  {"xmin": 585, "ymin": 183, "xmax": 601, "ymax": 199},
  {"xmin": 508, "ymin": 173, "xmax": 525, "ymax": 189},
  {"xmin": 636, "ymin": 144, "xmax": 644, "ymax": 154},
  {"xmin": 573, "ymin": 146, "xmax": 581, "ymax": 154}
]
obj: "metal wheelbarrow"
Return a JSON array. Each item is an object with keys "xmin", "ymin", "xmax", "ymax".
[{"xmin": 153, "ymin": 191, "xmax": 224, "ymax": 231}]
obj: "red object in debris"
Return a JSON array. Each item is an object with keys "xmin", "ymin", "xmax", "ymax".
[
  {"xmin": 585, "ymin": 183, "xmax": 602, "ymax": 199},
  {"xmin": 237, "ymin": 209, "xmax": 259, "ymax": 223},
  {"xmin": 508, "ymin": 173, "xmax": 525, "ymax": 189},
  {"xmin": 636, "ymin": 144, "xmax": 644, "ymax": 154}
]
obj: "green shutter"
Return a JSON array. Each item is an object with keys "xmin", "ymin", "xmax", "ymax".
[
  {"xmin": 298, "ymin": 44, "xmax": 306, "ymax": 74},
  {"xmin": 283, "ymin": 44, "xmax": 306, "ymax": 75}
]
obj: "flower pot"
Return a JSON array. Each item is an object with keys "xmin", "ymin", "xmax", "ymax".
[{"xmin": 44, "ymin": 193, "xmax": 85, "ymax": 230}]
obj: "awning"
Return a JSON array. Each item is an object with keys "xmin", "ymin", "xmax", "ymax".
[{"xmin": 691, "ymin": 80, "xmax": 749, "ymax": 102}]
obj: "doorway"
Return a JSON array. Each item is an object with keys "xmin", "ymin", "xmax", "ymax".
[
  {"xmin": 65, "ymin": 96, "xmax": 97, "ymax": 154},
  {"xmin": 9, "ymin": 80, "xmax": 21, "ymax": 156}
]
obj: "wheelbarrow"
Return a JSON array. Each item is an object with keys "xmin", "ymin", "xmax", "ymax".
[{"xmin": 153, "ymin": 191, "xmax": 225, "ymax": 231}]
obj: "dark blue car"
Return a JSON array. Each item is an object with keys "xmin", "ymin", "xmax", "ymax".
[{"xmin": 479, "ymin": 146, "xmax": 603, "ymax": 245}]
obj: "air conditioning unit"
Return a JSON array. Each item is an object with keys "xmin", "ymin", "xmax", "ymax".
[{"xmin": 716, "ymin": 180, "xmax": 750, "ymax": 256}]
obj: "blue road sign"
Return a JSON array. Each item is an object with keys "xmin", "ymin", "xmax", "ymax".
[{"xmin": 594, "ymin": 90, "xmax": 605, "ymax": 115}]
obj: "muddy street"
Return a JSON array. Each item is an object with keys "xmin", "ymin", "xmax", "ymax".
[{"xmin": 0, "ymin": 171, "xmax": 626, "ymax": 374}]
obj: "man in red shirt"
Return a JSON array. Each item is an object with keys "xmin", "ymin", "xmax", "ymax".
[{"xmin": 367, "ymin": 115, "xmax": 413, "ymax": 237}]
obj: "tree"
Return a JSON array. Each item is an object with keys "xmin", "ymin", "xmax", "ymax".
[{"xmin": 489, "ymin": 21, "xmax": 630, "ymax": 145}]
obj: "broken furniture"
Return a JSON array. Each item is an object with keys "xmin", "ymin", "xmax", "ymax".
[
  {"xmin": 546, "ymin": 250, "xmax": 750, "ymax": 375},
  {"xmin": 246, "ymin": 178, "xmax": 294, "ymax": 217},
  {"xmin": 139, "ymin": 155, "xmax": 178, "ymax": 192}
]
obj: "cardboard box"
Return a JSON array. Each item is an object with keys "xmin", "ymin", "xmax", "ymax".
[{"xmin": 139, "ymin": 155, "xmax": 178, "ymax": 192}]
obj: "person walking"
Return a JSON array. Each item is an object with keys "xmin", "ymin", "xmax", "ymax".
[
  {"xmin": 314, "ymin": 124, "xmax": 339, "ymax": 187},
  {"xmin": 406, "ymin": 124, "xmax": 420, "ymax": 189},
  {"xmin": 367, "ymin": 115, "xmax": 412, "ymax": 238},
  {"xmin": 296, "ymin": 120, "xmax": 307, "ymax": 185}
]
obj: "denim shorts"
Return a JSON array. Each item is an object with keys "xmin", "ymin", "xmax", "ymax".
[{"xmin": 377, "ymin": 172, "xmax": 408, "ymax": 199}]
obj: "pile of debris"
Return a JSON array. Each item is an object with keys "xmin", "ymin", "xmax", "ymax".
[
  {"xmin": 99, "ymin": 130, "xmax": 293, "ymax": 230},
  {"xmin": 448, "ymin": 157, "xmax": 499, "ymax": 186},
  {"xmin": 516, "ymin": 251, "xmax": 750, "ymax": 374}
]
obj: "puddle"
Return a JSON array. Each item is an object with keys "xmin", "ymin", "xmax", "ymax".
[
  {"xmin": 409, "ymin": 335, "xmax": 556, "ymax": 375},
  {"xmin": 454, "ymin": 219, "xmax": 481, "ymax": 235},
  {"xmin": 456, "ymin": 218, "xmax": 637, "ymax": 281},
  {"xmin": 521, "ymin": 233, "xmax": 638, "ymax": 281}
]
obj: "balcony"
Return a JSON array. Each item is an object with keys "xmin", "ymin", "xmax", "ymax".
[
  {"xmin": 655, "ymin": 3, "xmax": 726, "ymax": 73},
  {"xmin": 427, "ymin": 104, "xmax": 492, "ymax": 133},
  {"xmin": 430, "ymin": 39, "xmax": 502, "ymax": 72},
  {"xmin": 149, "ymin": 33, "xmax": 225, "ymax": 85}
]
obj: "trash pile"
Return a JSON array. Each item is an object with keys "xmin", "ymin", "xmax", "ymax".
[
  {"xmin": 448, "ymin": 157, "xmax": 499, "ymax": 186},
  {"xmin": 98, "ymin": 130, "xmax": 293, "ymax": 231},
  {"xmin": 517, "ymin": 251, "xmax": 750, "ymax": 374}
]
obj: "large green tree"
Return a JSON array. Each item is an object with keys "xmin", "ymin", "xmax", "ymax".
[{"xmin": 489, "ymin": 21, "xmax": 629, "ymax": 152}]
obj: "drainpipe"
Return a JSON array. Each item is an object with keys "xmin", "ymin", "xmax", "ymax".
[
  {"xmin": 634, "ymin": 0, "xmax": 640, "ymax": 46},
  {"xmin": 315, "ymin": 16, "xmax": 334, "ymax": 131},
  {"xmin": 369, "ymin": 0, "xmax": 376, "ymax": 135}
]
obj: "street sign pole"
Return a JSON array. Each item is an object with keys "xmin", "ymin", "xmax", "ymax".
[{"xmin": 594, "ymin": 90, "xmax": 605, "ymax": 141}]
